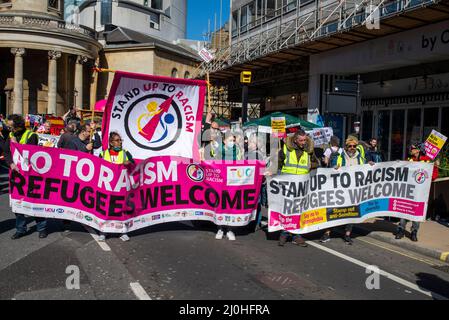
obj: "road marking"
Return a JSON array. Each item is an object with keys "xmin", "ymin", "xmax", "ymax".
[
  {"xmin": 84, "ymin": 226, "xmax": 111, "ymax": 252},
  {"xmin": 357, "ymin": 237, "xmax": 441, "ymax": 266},
  {"xmin": 441, "ymin": 252, "xmax": 449, "ymax": 262},
  {"xmin": 307, "ymin": 241, "xmax": 448, "ymax": 300},
  {"xmin": 130, "ymin": 282, "xmax": 152, "ymax": 300}
]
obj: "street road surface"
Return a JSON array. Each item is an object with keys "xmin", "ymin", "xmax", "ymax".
[{"xmin": 0, "ymin": 193, "xmax": 448, "ymax": 300}]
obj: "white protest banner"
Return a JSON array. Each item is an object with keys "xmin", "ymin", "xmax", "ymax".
[
  {"xmin": 424, "ymin": 130, "xmax": 447, "ymax": 160},
  {"xmin": 103, "ymin": 72, "xmax": 206, "ymax": 161},
  {"xmin": 38, "ymin": 134, "xmax": 60, "ymax": 148},
  {"xmin": 268, "ymin": 161, "xmax": 433, "ymax": 235}
]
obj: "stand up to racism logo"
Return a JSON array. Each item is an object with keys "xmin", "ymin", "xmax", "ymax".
[{"xmin": 103, "ymin": 72, "xmax": 206, "ymax": 160}]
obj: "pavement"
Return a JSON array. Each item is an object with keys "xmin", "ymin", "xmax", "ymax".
[
  {"xmin": 352, "ymin": 218, "xmax": 449, "ymax": 263},
  {"xmin": 1, "ymin": 192, "xmax": 449, "ymax": 300}
]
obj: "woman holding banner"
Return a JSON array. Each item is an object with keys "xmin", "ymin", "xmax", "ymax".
[
  {"xmin": 99, "ymin": 132, "xmax": 135, "ymax": 242},
  {"xmin": 395, "ymin": 143, "xmax": 439, "ymax": 242},
  {"xmin": 215, "ymin": 132, "xmax": 243, "ymax": 241}
]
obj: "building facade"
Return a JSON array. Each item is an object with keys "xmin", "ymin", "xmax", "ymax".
[
  {"xmin": 77, "ymin": 0, "xmax": 187, "ymax": 43},
  {"xmin": 203, "ymin": 0, "xmax": 449, "ymax": 160},
  {"xmin": 0, "ymin": 0, "xmax": 101, "ymax": 116}
]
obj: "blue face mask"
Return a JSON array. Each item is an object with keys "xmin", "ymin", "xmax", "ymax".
[
  {"xmin": 113, "ymin": 146, "xmax": 122, "ymax": 152},
  {"xmin": 226, "ymin": 141, "xmax": 235, "ymax": 149}
]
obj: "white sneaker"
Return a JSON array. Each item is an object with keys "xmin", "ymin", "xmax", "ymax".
[
  {"xmin": 215, "ymin": 229, "xmax": 224, "ymax": 240},
  {"xmin": 98, "ymin": 234, "xmax": 106, "ymax": 242},
  {"xmin": 226, "ymin": 231, "xmax": 236, "ymax": 241},
  {"xmin": 120, "ymin": 234, "xmax": 130, "ymax": 242}
]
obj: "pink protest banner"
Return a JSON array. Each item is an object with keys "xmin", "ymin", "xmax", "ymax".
[
  {"xmin": 102, "ymin": 71, "xmax": 206, "ymax": 161},
  {"xmin": 9, "ymin": 143, "xmax": 265, "ymax": 233}
]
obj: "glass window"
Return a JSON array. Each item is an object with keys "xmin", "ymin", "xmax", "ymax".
[
  {"xmin": 151, "ymin": 0, "xmax": 163, "ymax": 10},
  {"xmin": 377, "ymin": 110, "xmax": 390, "ymax": 160},
  {"xmin": 406, "ymin": 108, "xmax": 422, "ymax": 149},
  {"xmin": 48, "ymin": 0, "xmax": 59, "ymax": 10},
  {"xmin": 283, "ymin": 0, "xmax": 297, "ymax": 12},
  {"xmin": 266, "ymin": 0, "xmax": 275, "ymax": 18},
  {"xmin": 241, "ymin": 6, "xmax": 248, "ymax": 27},
  {"xmin": 232, "ymin": 11, "xmax": 238, "ymax": 35},
  {"xmin": 101, "ymin": 0, "xmax": 112, "ymax": 25},
  {"xmin": 441, "ymin": 107, "xmax": 449, "ymax": 138},
  {"xmin": 423, "ymin": 107, "xmax": 439, "ymax": 140},
  {"xmin": 391, "ymin": 110, "xmax": 405, "ymax": 161},
  {"xmin": 248, "ymin": 3, "xmax": 256, "ymax": 27},
  {"xmin": 362, "ymin": 111, "xmax": 373, "ymax": 141}
]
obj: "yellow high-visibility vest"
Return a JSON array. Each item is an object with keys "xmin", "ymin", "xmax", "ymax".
[
  {"xmin": 281, "ymin": 144, "xmax": 310, "ymax": 175},
  {"xmin": 101, "ymin": 149, "xmax": 128, "ymax": 164},
  {"xmin": 9, "ymin": 130, "xmax": 36, "ymax": 145}
]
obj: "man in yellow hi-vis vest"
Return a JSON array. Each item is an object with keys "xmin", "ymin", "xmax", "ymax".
[
  {"xmin": 99, "ymin": 132, "xmax": 135, "ymax": 242},
  {"xmin": 4, "ymin": 115, "xmax": 48, "ymax": 240},
  {"xmin": 278, "ymin": 130, "xmax": 319, "ymax": 247}
]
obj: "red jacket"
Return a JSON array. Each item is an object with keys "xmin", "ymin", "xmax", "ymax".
[{"xmin": 407, "ymin": 154, "xmax": 439, "ymax": 181}]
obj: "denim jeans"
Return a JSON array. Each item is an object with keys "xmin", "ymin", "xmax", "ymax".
[
  {"xmin": 398, "ymin": 219, "xmax": 420, "ymax": 233},
  {"xmin": 280, "ymin": 230, "xmax": 302, "ymax": 238},
  {"xmin": 15, "ymin": 213, "xmax": 47, "ymax": 234}
]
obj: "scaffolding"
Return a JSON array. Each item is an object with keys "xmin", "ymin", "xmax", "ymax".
[{"xmin": 195, "ymin": 0, "xmax": 441, "ymax": 78}]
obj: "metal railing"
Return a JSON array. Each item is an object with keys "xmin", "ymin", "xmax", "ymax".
[{"xmin": 197, "ymin": 0, "xmax": 438, "ymax": 78}]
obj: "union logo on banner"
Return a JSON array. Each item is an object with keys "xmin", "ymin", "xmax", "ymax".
[{"xmin": 103, "ymin": 72, "xmax": 206, "ymax": 160}]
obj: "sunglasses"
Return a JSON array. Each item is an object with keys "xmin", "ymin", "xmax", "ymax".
[{"xmin": 346, "ymin": 144, "xmax": 357, "ymax": 148}]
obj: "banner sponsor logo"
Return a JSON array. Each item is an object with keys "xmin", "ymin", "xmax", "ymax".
[
  {"xmin": 413, "ymin": 169, "xmax": 429, "ymax": 184},
  {"xmin": 227, "ymin": 166, "xmax": 255, "ymax": 186},
  {"xmin": 187, "ymin": 164, "xmax": 205, "ymax": 182}
]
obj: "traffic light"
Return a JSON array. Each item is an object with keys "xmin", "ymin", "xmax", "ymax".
[{"xmin": 240, "ymin": 71, "xmax": 252, "ymax": 84}]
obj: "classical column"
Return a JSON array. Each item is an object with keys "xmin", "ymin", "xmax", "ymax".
[
  {"xmin": 47, "ymin": 50, "xmax": 61, "ymax": 115},
  {"xmin": 74, "ymin": 56, "xmax": 88, "ymax": 109},
  {"xmin": 11, "ymin": 48, "xmax": 26, "ymax": 115}
]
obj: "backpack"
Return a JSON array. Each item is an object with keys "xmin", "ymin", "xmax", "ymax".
[{"xmin": 327, "ymin": 148, "xmax": 342, "ymax": 168}]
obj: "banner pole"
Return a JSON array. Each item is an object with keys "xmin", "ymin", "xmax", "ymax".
[{"xmin": 207, "ymin": 72, "xmax": 212, "ymax": 114}]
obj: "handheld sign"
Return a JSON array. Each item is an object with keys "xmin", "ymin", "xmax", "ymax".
[{"xmin": 424, "ymin": 130, "xmax": 447, "ymax": 160}]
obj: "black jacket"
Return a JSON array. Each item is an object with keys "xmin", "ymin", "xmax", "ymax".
[
  {"xmin": 4, "ymin": 129, "xmax": 39, "ymax": 166},
  {"xmin": 67, "ymin": 137, "xmax": 91, "ymax": 153}
]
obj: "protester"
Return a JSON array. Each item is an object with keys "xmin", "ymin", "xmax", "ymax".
[
  {"xmin": 98, "ymin": 132, "xmax": 135, "ymax": 242},
  {"xmin": 0, "ymin": 120, "xmax": 5, "ymax": 157},
  {"xmin": 278, "ymin": 130, "xmax": 319, "ymax": 247},
  {"xmin": 4, "ymin": 115, "xmax": 48, "ymax": 239},
  {"xmin": 200, "ymin": 121, "xmax": 221, "ymax": 160},
  {"xmin": 215, "ymin": 132, "xmax": 243, "ymax": 241},
  {"xmin": 37, "ymin": 121, "xmax": 52, "ymax": 135},
  {"xmin": 366, "ymin": 138, "xmax": 383, "ymax": 163},
  {"xmin": 66, "ymin": 124, "xmax": 94, "ymax": 153},
  {"xmin": 57, "ymin": 120, "xmax": 78, "ymax": 149},
  {"xmin": 87, "ymin": 120, "xmax": 103, "ymax": 157},
  {"xmin": 323, "ymin": 135, "xmax": 343, "ymax": 168},
  {"xmin": 320, "ymin": 135, "xmax": 372, "ymax": 245},
  {"xmin": 395, "ymin": 143, "xmax": 439, "ymax": 242},
  {"xmin": 246, "ymin": 133, "xmax": 268, "ymax": 229},
  {"xmin": 221, "ymin": 132, "xmax": 242, "ymax": 161},
  {"xmin": 63, "ymin": 107, "xmax": 82, "ymax": 127}
]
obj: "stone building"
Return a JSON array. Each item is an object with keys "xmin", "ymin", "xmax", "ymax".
[{"xmin": 0, "ymin": 0, "xmax": 101, "ymax": 116}]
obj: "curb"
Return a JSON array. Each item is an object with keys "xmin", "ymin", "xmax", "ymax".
[{"xmin": 353, "ymin": 225, "xmax": 449, "ymax": 263}]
